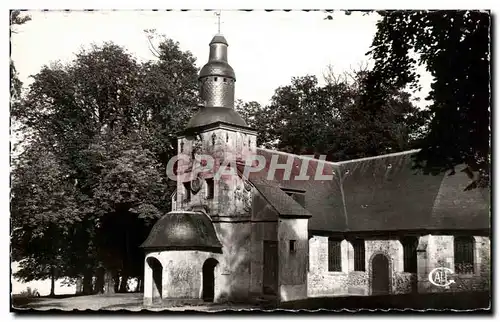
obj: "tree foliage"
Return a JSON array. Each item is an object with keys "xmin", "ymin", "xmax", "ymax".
[
  {"xmin": 10, "ymin": 10, "xmax": 31, "ymax": 109},
  {"xmin": 237, "ymin": 68, "xmax": 425, "ymax": 161},
  {"xmin": 11, "ymin": 37, "xmax": 199, "ymax": 294},
  {"xmin": 367, "ymin": 10, "xmax": 490, "ymax": 189}
]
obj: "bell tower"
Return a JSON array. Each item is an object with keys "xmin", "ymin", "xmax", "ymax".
[
  {"xmin": 174, "ymin": 32, "xmax": 257, "ymax": 301},
  {"xmin": 199, "ymin": 34, "xmax": 236, "ymax": 108},
  {"xmin": 176, "ymin": 33, "xmax": 257, "ymax": 218}
]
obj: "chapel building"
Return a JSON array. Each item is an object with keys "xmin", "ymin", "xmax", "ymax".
[{"xmin": 140, "ymin": 34, "xmax": 491, "ymax": 306}]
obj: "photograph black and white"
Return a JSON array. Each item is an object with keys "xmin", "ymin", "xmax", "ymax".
[{"xmin": 9, "ymin": 8, "xmax": 491, "ymax": 313}]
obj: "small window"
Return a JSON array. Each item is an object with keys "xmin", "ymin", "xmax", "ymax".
[
  {"xmin": 214, "ymin": 77, "xmax": 218, "ymax": 82},
  {"xmin": 402, "ymin": 237, "xmax": 418, "ymax": 273},
  {"xmin": 454, "ymin": 236, "xmax": 474, "ymax": 274},
  {"xmin": 353, "ymin": 239, "xmax": 365, "ymax": 271},
  {"xmin": 289, "ymin": 240, "xmax": 297, "ymax": 253},
  {"xmin": 328, "ymin": 238, "xmax": 342, "ymax": 272},
  {"xmin": 183, "ymin": 182, "xmax": 191, "ymax": 202},
  {"xmin": 206, "ymin": 178, "xmax": 214, "ymax": 199},
  {"xmin": 223, "ymin": 78, "xmax": 227, "ymax": 82}
]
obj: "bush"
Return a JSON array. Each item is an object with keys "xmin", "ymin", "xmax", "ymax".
[{"xmin": 19, "ymin": 287, "xmax": 40, "ymax": 298}]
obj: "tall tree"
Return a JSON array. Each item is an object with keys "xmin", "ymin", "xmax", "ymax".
[
  {"xmin": 11, "ymin": 38, "xmax": 199, "ymax": 292},
  {"xmin": 237, "ymin": 71, "xmax": 424, "ymax": 162},
  {"xmin": 367, "ymin": 10, "xmax": 490, "ymax": 189},
  {"xmin": 10, "ymin": 10, "xmax": 31, "ymax": 138},
  {"xmin": 11, "ymin": 142, "xmax": 83, "ymax": 296}
]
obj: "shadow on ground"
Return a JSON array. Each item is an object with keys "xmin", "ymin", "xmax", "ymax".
[
  {"xmin": 279, "ymin": 291, "xmax": 491, "ymax": 311},
  {"xmin": 12, "ymin": 291, "xmax": 491, "ymax": 312}
]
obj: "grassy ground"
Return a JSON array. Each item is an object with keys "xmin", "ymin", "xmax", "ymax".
[{"xmin": 12, "ymin": 291, "xmax": 492, "ymax": 312}]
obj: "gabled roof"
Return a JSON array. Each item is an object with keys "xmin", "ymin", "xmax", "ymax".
[
  {"xmin": 243, "ymin": 148, "xmax": 490, "ymax": 233},
  {"xmin": 251, "ymin": 176, "xmax": 312, "ymax": 219}
]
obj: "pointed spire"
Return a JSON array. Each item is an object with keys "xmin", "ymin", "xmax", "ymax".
[{"xmin": 199, "ymin": 34, "xmax": 235, "ymax": 80}]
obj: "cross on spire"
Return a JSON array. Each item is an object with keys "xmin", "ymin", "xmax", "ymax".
[{"xmin": 214, "ymin": 10, "xmax": 223, "ymax": 33}]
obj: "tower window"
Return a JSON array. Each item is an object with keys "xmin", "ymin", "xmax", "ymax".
[
  {"xmin": 352, "ymin": 239, "xmax": 365, "ymax": 271},
  {"xmin": 206, "ymin": 178, "xmax": 214, "ymax": 199},
  {"xmin": 454, "ymin": 236, "xmax": 474, "ymax": 274},
  {"xmin": 183, "ymin": 182, "xmax": 191, "ymax": 202},
  {"xmin": 289, "ymin": 240, "xmax": 297, "ymax": 253},
  {"xmin": 223, "ymin": 78, "xmax": 227, "ymax": 82},
  {"xmin": 180, "ymin": 141, "xmax": 184, "ymax": 153},
  {"xmin": 402, "ymin": 236, "xmax": 418, "ymax": 273},
  {"xmin": 214, "ymin": 77, "xmax": 218, "ymax": 82},
  {"xmin": 328, "ymin": 238, "xmax": 342, "ymax": 272}
]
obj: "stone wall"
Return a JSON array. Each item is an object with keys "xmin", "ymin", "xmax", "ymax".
[
  {"xmin": 249, "ymin": 190, "xmax": 278, "ymax": 297},
  {"xmin": 212, "ymin": 221, "xmax": 252, "ymax": 301},
  {"xmin": 171, "ymin": 126, "xmax": 258, "ymax": 303},
  {"xmin": 307, "ymin": 236, "xmax": 416, "ymax": 297},
  {"xmin": 307, "ymin": 237, "xmax": 350, "ymax": 297},
  {"xmin": 278, "ymin": 218, "xmax": 308, "ymax": 302},
  {"xmin": 144, "ymin": 250, "xmax": 219, "ymax": 305},
  {"xmin": 417, "ymin": 234, "xmax": 490, "ymax": 293}
]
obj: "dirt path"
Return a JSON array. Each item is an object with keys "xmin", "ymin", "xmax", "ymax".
[{"xmin": 14, "ymin": 293, "xmax": 260, "ymax": 311}]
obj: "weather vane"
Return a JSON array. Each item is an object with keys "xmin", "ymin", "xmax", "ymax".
[{"xmin": 214, "ymin": 10, "xmax": 223, "ymax": 33}]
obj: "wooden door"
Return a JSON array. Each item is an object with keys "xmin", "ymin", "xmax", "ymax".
[
  {"xmin": 371, "ymin": 254, "xmax": 390, "ymax": 295},
  {"xmin": 263, "ymin": 240, "xmax": 278, "ymax": 295}
]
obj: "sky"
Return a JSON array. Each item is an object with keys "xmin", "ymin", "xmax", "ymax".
[
  {"xmin": 9, "ymin": 9, "xmax": 433, "ymax": 296},
  {"xmin": 11, "ymin": 10, "xmax": 431, "ymax": 109}
]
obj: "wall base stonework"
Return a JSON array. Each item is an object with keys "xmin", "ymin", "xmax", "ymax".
[
  {"xmin": 280, "ymin": 284, "xmax": 308, "ymax": 302},
  {"xmin": 417, "ymin": 235, "xmax": 490, "ymax": 294}
]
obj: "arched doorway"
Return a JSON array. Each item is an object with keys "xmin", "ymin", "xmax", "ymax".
[
  {"xmin": 371, "ymin": 254, "xmax": 390, "ymax": 295},
  {"xmin": 202, "ymin": 258, "xmax": 219, "ymax": 302},
  {"xmin": 146, "ymin": 257, "xmax": 163, "ymax": 302}
]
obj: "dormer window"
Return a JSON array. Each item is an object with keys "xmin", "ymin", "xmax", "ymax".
[{"xmin": 281, "ymin": 188, "xmax": 306, "ymax": 207}]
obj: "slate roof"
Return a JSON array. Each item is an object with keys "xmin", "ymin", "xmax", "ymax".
[
  {"xmin": 140, "ymin": 211, "xmax": 222, "ymax": 252},
  {"xmin": 185, "ymin": 106, "xmax": 248, "ymax": 131},
  {"xmin": 251, "ymin": 177, "xmax": 312, "ymax": 219},
  {"xmin": 243, "ymin": 148, "xmax": 490, "ymax": 233},
  {"xmin": 210, "ymin": 34, "xmax": 228, "ymax": 45}
]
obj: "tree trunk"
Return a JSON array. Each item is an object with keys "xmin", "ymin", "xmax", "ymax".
[
  {"xmin": 49, "ymin": 267, "xmax": 55, "ymax": 297},
  {"xmin": 119, "ymin": 273, "xmax": 129, "ymax": 293},
  {"xmin": 113, "ymin": 271, "xmax": 120, "ymax": 293},
  {"xmin": 93, "ymin": 268, "xmax": 105, "ymax": 294},
  {"xmin": 75, "ymin": 277, "xmax": 84, "ymax": 295},
  {"xmin": 103, "ymin": 269, "xmax": 118, "ymax": 294},
  {"xmin": 139, "ymin": 275, "xmax": 144, "ymax": 292},
  {"xmin": 83, "ymin": 270, "xmax": 94, "ymax": 295},
  {"xmin": 134, "ymin": 277, "xmax": 141, "ymax": 293}
]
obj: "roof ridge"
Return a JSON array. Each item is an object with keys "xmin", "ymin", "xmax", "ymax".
[
  {"xmin": 257, "ymin": 147, "xmax": 421, "ymax": 166},
  {"xmin": 333, "ymin": 149, "xmax": 421, "ymax": 165},
  {"xmin": 257, "ymin": 147, "xmax": 338, "ymax": 166}
]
